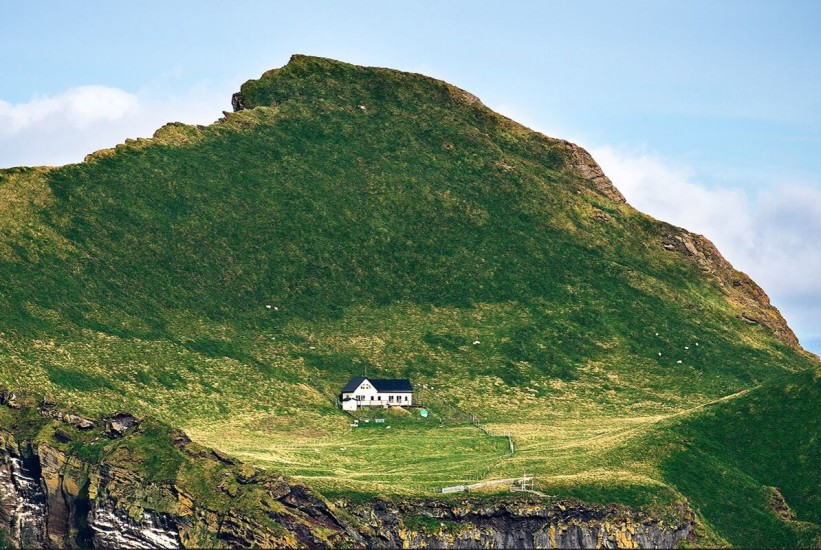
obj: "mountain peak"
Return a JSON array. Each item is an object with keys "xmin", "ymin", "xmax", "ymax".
[
  {"xmin": 1, "ymin": 57, "xmax": 819, "ymax": 547},
  {"xmin": 232, "ymin": 54, "xmax": 481, "ymax": 112},
  {"xmin": 231, "ymin": 55, "xmax": 628, "ymax": 207}
]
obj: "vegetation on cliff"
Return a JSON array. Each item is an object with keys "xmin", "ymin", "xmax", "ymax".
[{"xmin": 0, "ymin": 55, "xmax": 818, "ymax": 546}]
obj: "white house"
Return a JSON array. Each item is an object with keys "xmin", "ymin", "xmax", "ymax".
[{"xmin": 340, "ymin": 377, "xmax": 414, "ymax": 411}]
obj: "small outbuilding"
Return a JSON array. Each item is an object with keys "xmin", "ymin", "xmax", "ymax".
[{"xmin": 340, "ymin": 377, "xmax": 413, "ymax": 410}]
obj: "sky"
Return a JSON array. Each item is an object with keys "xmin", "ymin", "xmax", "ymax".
[{"xmin": 2, "ymin": 1, "xmax": 820, "ymax": 355}]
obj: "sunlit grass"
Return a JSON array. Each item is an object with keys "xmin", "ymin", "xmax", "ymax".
[{"xmin": 0, "ymin": 55, "xmax": 818, "ymax": 546}]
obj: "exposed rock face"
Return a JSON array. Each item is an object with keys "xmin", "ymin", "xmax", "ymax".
[
  {"xmin": 0, "ymin": 401, "xmax": 360, "ymax": 548},
  {"xmin": 660, "ymin": 226, "xmax": 809, "ymax": 353},
  {"xmin": 559, "ymin": 140, "xmax": 627, "ymax": 205},
  {"xmin": 103, "ymin": 412, "xmax": 140, "ymax": 438},
  {"xmin": 231, "ymin": 92, "xmax": 249, "ymax": 113},
  {"xmin": 0, "ymin": 432, "xmax": 359, "ymax": 548},
  {"xmin": 0, "ymin": 433, "xmax": 366, "ymax": 548},
  {"xmin": 0, "ymin": 435, "xmax": 48, "ymax": 548},
  {"xmin": 343, "ymin": 498, "xmax": 694, "ymax": 549}
]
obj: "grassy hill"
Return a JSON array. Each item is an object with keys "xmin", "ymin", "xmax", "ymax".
[{"xmin": 1, "ymin": 55, "xmax": 818, "ymax": 546}]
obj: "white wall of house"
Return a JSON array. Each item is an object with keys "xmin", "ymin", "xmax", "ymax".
[
  {"xmin": 342, "ymin": 379, "xmax": 380, "ymax": 406},
  {"xmin": 382, "ymin": 393, "xmax": 412, "ymax": 405},
  {"xmin": 341, "ymin": 379, "xmax": 412, "ymax": 407}
]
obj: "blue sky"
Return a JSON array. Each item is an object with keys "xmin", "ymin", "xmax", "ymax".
[{"xmin": 2, "ymin": 1, "xmax": 820, "ymax": 354}]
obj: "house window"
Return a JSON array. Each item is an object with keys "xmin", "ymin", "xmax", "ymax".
[
  {"xmin": 356, "ymin": 395, "xmax": 364, "ymax": 401},
  {"xmin": 404, "ymin": 395, "xmax": 408, "ymax": 402},
  {"xmin": 378, "ymin": 395, "xmax": 381, "ymax": 400},
  {"xmin": 389, "ymin": 395, "xmax": 394, "ymax": 402},
  {"xmin": 371, "ymin": 396, "xmax": 374, "ymax": 400}
]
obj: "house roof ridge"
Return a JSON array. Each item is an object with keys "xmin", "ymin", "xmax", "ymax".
[{"xmin": 341, "ymin": 376, "xmax": 413, "ymax": 393}]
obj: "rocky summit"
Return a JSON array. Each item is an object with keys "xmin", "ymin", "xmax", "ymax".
[{"xmin": 0, "ymin": 55, "xmax": 819, "ymax": 548}]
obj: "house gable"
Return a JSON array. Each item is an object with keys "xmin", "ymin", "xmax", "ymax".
[
  {"xmin": 341, "ymin": 376, "xmax": 368, "ymax": 393},
  {"xmin": 339, "ymin": 377, "xmax": 414, "ymax": 407}
]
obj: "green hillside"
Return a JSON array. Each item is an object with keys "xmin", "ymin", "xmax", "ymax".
[{"xmin": 1, "ymin": 55, "xmax": 818, "ymax": 546}]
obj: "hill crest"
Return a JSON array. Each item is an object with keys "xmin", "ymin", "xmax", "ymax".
[
  {"xmin": 230, "ymin": 54, "xmax": 802, "ymax": 353},
  {"xmin": 1, "ymin": 54, "xmax": 819, "ymax": 547}
]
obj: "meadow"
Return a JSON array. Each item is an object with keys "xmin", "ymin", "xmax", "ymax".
[{"xmin": 0, "ymin": 55, "xmax": 818, "ymax": 546}]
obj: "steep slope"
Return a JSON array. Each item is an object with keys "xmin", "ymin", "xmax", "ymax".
[
  {"xmin": 0, "ymin": 55, "xmax": 818, "ymax": 546},
  {"xmin": 659, "ymin": 367, "xmax": 821, "ymax": 547}
]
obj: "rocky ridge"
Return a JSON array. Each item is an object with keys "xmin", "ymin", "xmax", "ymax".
[
  {"xmin": 343, "ymin": 497, "xmax": 694, "ymax": 549},
  {"xmin": 557, "ymin": 140, "xmax": 627, "ymax": 205},
  {"xmin": 0, "ymin": 393, "xmax": 357, "ymax": 548},
  {"xmin": 659, "ymin": 226, "xmax": 810, "ymax": 354}
]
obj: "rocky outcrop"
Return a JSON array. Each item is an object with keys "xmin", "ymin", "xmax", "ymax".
[
  {"xmin": 660, "ymin": 227, "xmax": 809, "ymax": 353},
  {"xmin": 103, "ymin": 412, "xmax": 140, "ymax": 438},
  {"xmin": 0, "ymin": 400, "xmax": 359, "ymax": 548},
  {"xmin": 0, "ymin": 435, "xmax": 48, "ymax": 548},
  {"xmin": 0, "ymin": 435, "xmax": 360, "ymax": 548},
  {"xmin": 0, "ymin": 431, "xmax": 177, "ymax": 548},
  {"xmin": 342, "ymin": 498, "xmax": 694, "ymax": 549},
  {"xmin": 559, "ymin": 141, "xmax": 627, "ymax": 205},
  {"xmin": 0, "ymin": 433, "xmax": 358, "ymax": 548},
  {"xmin": 231, "ymin": 92, "xmax": 249, "ymax": 113}
]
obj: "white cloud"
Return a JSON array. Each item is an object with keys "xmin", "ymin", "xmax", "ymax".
[
  {"xmin": 0, "ymin": 86, "xmax": 139, "ymax": 134},
  {"xmin": 491, "ymin": 102, "xmax": 573, "ymax": 141},
  {"xmin": 492, "ymin": 103, "xmax": 541, "ymax": 130},
  {"xmin": 0, "ymin": 84, "xmax": 229, "ymax": 168},
  {"xmin": 591, "ymin": 145, "xmax": 821, "ymax": 351}
]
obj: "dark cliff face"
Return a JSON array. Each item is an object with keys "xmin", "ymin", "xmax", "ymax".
[
  {"xmin": 0, "ymin": 437, "xmax": 49, "ymax": 548},
  {"xmin": 0, "ymin": 400, "xmax": 695, "ymax": 549},
  {"xmin": 0, "ymin": 435, "xmax": 358, "ymax": 548},
  {"xmin": 342, "ymin": 498, "xmax": 694, "ymax": 549},
  {"xmin": 0, "ymin": 437, "xmax": 355, "ymax": 548},
  {"xmin": 0, "ymin": 397, "xmax": 358, "ymax": 548}
]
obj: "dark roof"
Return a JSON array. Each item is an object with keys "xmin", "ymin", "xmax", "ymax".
[
  {"xmin": 341, "ymin": 377, "xmax": 413, "ymax": 393},
  {"xmin": 372, "ymin": 378, "xmax": 413, "ymax": 392},
  {"xmin": 341, "ymin": 377, "xmax": 367, "ymax": 393}
]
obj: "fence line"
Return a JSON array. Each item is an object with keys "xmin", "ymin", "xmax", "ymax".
[
  {"xmin": 417, "ymin": 392, "xmax": 517, "ymax": 456},
  {"xmin": 439, "ymin": 475, "xmax": 533, "ymax": 494},
  {"xmin": 341, "ymin": 386, "xmax": 517, "ymax": 455}
]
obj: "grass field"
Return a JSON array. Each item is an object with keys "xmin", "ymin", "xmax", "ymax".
[{"xmin": 1, "ymin": 55, "xmax": 819, "ymax": 546}]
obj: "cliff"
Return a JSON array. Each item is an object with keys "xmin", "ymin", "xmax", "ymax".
[
  {"xmin": 0, "ymin": 397, "xmax": 695, "ymax": 549},
  {"xmin": 658, "ymin": 225, "xmax": 807, "ymax": 353},
  {"xmin": 342, "ymin": 497, "xmax": 694, "ymax": 549},
  {"xmin": 0, "ymin": 394, "xmax": 357, "ymax": 548}
]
